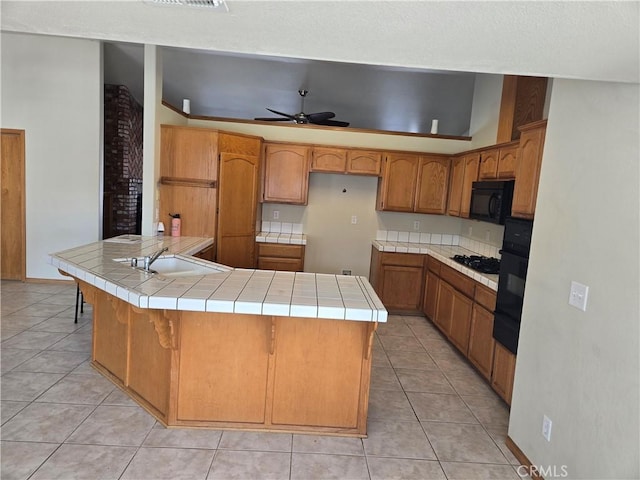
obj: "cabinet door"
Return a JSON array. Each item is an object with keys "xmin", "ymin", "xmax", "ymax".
[
  {"xmin": 311, "ymin": 147, "xmax": 347, "ymax": 173},
  {"xmin": 434, "ymin": 281, "xmax": 454, "ymax": 335},
  {"xmin": 347, "ymin": 150, "xmax": 382, "ymax": 176},
  {"xmin": 160, "ymin": 125, "xmax": 218, "ymax": 180},
  {"xmin": 491, "ymin": 342, "xmax": 517, "ymax": 405},
  {"xmin": 460, "ymin": 153, "xmax": 480, "ymax": 218},
  {"xmin": 497, "ymin": 144, "xmax": 518, "ymax": 179},
  {"xmin": 263, "ymin": 144, "xmax": 310, "ymax": 204},
  {"xmin": 512, "ymin": 121, "xmax": 547, "ymax": 218},
  {"xmin": 257, "ymin": 257, "xmax": 304, "ymax": 272},
  {"xmin": 447, "ymin": 156, "xmax": 465, "ymax": 216},
  {"xmin": 448, "ymin": 289, "xmax": 474, "ymax": 354},
  {"xmin": 377, "ymin": 153, "xmax": 419, "ymax": 212},
  {"xmin": 159, "ymin": 184, "xmax": 217, "ymax": 237},
  {"xmin": 217, "ymin": 153, "xmax": 259, "ymax": 268},
  {"xmin": 415, "ymin": 155, "xmax": 450, "ymax": 214},
  {"xmin": 380, "ymin": 265, "xmax": 424, "ymax": 312},
  {"xmin": 478, "ymin": 148, "xmax": 498, "ymax": 180},
  {"xmin": 468, "ymin": 304, "xmax": 495, "ymax": 380},
  {"xmin": 423, "ymin": 269, "xmax": 440, "ymax": 321}
]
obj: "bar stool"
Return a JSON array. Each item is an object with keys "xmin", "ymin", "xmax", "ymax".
[{"xmin": 75, "ymin": 284, "xmax": 84, "ymax": 323}]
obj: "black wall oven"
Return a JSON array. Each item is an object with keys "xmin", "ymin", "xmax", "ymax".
[{"xmin": 493, "ymin": 217, "xmax": 533, "ymax": 354}]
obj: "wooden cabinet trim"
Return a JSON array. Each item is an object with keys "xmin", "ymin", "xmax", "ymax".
[
  {"xmin": 474, "ymin": 284, "xmax": 497, "ymax": 311},
  {"xmin": 258, "ymin": 243, "xmax": 305, "ymax": 259}
]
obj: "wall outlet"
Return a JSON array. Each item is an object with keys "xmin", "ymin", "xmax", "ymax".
[
  {"xmin": 341, "ymin": 269, "xmax": 352, "ymax": 275},
  {"xmin": 413, "ymin": 220, "xmax": 420, "ymax": 231},
  {"xmin": 542, "ymin": 415, "xmax": 553, "ymax": 442},
  {"xmin": 273, "ymin": 210, "xmax": 279, "ymax": 220},
  {"xmin": 569, "ymin": 281, "xmax": 589, "ymax": 311},
  {"xmin": 351, "ymin": 215, "xmax": 358, "ymax": 225}
]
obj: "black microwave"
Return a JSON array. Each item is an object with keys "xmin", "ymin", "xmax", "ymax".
[{"xmin": 469, "ymin": 180, "xmax": 515, "ymax": 225}]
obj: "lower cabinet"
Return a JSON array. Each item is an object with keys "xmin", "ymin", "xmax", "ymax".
[
  {"xmin": 422, "ymin": 255, "xmax": 515, "ymax": 405},
  {"xmin": 369, "ymin": 248, "xmax": 425, "ymax": 314},
  {"xmin": 257, "ymin": 243, "xmax": 305, "ymax": 272},
  {"xmin": 491, "ymin": 342, "xmax": 517, "ymax": 405}
]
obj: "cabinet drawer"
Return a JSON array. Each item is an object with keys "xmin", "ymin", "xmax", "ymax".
[
  {"xmin": 426, "ymin": 256, "xmax": 442, "ymax": 275},
  {"xmin": 440, "ymin": 264, "xmax": 475, "ymax": 298},
  {"xmin": 381, "ymin": 252, "xmax": 425, "ymax": 268},
  {"xmin": 474, "ymin": 284, "xmax": 497, "ymax": 311},
  {"xmin": 257, "ymin": 243, "xmax": 304, "ymax": 259}
]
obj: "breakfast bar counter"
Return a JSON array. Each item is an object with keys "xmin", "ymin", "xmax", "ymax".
[{"xmin": 49, "ymin": 235, "xmax": 386, "ymax": 437}]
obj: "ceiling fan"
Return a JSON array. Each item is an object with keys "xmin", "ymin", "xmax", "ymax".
[{"xmin": 255, "ymin": 89, "xmax": 349, "ymax": 127}]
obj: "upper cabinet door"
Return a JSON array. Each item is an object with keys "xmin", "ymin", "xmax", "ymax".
[
  {"xmin": 263, "ymin": 144, "xmax": 310, "ymax": 205},
  {"xmin": 478, "ymin": 148, "xmax": 498, "ymax": 180},
  {"xmin": 310, "ymin": 147, "xmax": 347, "ymax": 173},
  {"xmin": 160, "ymin": 125, "xmax": 218, "ymax": 180},
  {"xmin": 415, "ymin": 156, "xmax": 450, "ymax": 214},
  {"xmin": 346, "ymin": 150, "xmax": 382, "ymax": 176},
  {"xmin": 497, "ymin": 144, "xmax": 518, "ymax": 179},
  {"xmin": 512, "ymin": 121, "xmax": 547, "ymax": 218},
  {"xmin": 377, "ymin": 153, "xmax": 420, "ymax": 212},
  {"xmin": 460, "ymin": 153, "xmax": 480, "ymax": 218},
  {"xmin": 447, "ymin": 156, "xmax": 465, "ymax": 217}
]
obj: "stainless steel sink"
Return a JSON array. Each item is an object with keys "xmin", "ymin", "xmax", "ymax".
[{"xmin": 114, "ymin": 255, "xmax": 230, "ymax": 277}]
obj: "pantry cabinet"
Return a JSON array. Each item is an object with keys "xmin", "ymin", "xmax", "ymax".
[
  {"xmin": 257, "ymin": 243, "xmax": 305, "ymax": 272},
  {"xmin": 511, "ymin": 120, "xmax": 547, "ymax": 219},
  {"xmin": 159, "ymin": 126, "xmax": 262, "ymax": 268},
  {"xmin": 369, "ymin": 248, "xmax": 425, "ymax": 314},
  {"xmin": 377, "ymin": 153, "xmax": 450, "ymax": 214},
  {"xmin": 263, "ymin": 143, "xmax": 310, "ymax": 205}
]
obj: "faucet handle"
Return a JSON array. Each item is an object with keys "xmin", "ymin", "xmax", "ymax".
[{"xmin": 130, "ymin": 258, "xmax": 138, "ymax": 267}]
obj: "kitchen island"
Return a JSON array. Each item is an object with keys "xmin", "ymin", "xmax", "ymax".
[{"xmin": 50, "ymin": 235, "xmax": 386, "ymax": 437}]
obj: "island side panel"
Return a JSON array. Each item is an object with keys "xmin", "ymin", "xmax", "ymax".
[
  {"xmin": 270, "ymin": 317, "xmax": 370, "ymax": 431},
  {"xmin": 92, "ymin": 287, "xmax": 130, "ymax": 384},
  {"xmin": 176, "ymin": 312, "xmax": 271, "ymax": 424},
  {"xmin": 127, "ymin": 308, "xmax": 174, "ymax": 420}
]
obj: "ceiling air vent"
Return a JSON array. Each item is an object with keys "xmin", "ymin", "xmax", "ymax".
[{"xmin": 144, "ymin": 0, "xmax": 228, "ymax": 11}]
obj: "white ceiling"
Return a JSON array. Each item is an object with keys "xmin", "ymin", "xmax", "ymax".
[{"xmin": 2, "ymin": 1, "xmax": 638, "ymax": 134}]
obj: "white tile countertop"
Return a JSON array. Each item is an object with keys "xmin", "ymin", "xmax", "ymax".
[
  {"xmin": 49, "ymin": 235, "xmax": 386, "ymax": 323},
  {"xmin": 256, "ymin": 221, "xmax": 307, "ymax": 245},
  {"xmin": 372, "ymin": 239, "xmax": 499, "ymax": 291}
]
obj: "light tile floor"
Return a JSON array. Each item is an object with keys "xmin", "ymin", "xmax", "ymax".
[{"xmin": 1, "ymin": 280, "xmax": 525, "ymax": 479}]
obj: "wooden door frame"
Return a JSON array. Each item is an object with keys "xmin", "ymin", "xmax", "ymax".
[{"xmin": 1, "ymin": 128, "xmax": 26, "ymax": 281}]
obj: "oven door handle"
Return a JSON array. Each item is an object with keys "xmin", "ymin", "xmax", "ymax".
[{"xmin": 488, "ymin": 193, "xmax": 499, "ymax": 217}]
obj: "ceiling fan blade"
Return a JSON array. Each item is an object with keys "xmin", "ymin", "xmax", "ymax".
[
  {"xmin": 306, "ymin": 111, "xmax": 335, "ymax": 122},
  {"xmin": 266, "ymin": 108, "xmax": 296, "ymax": 120},
  {"xmin": 254, "ymin": 117, "xmax": 292, "ymax": 122},
  {"xmin": 311, "ymin": 119, "xmax": 350, "ymax": 127}
]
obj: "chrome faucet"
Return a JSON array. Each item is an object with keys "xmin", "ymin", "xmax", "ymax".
[{"xmin": 143, "ymin": 247, "xmax": 168, "ymax": 272}]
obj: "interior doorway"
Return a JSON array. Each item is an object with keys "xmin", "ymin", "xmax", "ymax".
[{"xmin": 1, "ymin": 129, "xmax": 26, "ymax": 280}]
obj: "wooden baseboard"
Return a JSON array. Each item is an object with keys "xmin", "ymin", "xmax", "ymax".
[{"xmin": 506, "ymin": 435, "xmax": 543, "ymax": 479}]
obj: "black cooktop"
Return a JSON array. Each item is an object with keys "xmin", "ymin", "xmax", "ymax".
[{"xmin": 451, "ymin": 255, "xmax": 500, "ymax": 275}]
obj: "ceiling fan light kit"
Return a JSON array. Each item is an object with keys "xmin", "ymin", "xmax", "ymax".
[{"xmin": 255, "ymin": 89, "xmax": 350, "ymax": 127}]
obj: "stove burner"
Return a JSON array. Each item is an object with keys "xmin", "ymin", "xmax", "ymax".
[{"xmin": 451, "ymin": 254, "xmax": 501, "ymax": 274}]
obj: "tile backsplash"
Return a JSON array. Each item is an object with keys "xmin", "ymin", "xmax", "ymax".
[
  {"xmin": 261, "ymin": 222, "xmax": 304, "ymax": 234},
  {"xmin": 375, "ymin": 230, "xmax": 500, "ymax": 258}
]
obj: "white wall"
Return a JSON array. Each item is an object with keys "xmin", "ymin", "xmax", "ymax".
[
  {"xmin": 1, "ymin": 32, "xmax": 102, "ymax": 279},
  {"xmin": 509, "ymin": 79, "xmax": 640, "ymax": 478}
]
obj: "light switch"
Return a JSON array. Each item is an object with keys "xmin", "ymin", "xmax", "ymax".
[
  {"xmin": 351, "ymin": 215, "xmax": 358, "ymax": 225},
  {"xmin": 569, "ymin": 281, "xmax": 589, "ymax": 311}
]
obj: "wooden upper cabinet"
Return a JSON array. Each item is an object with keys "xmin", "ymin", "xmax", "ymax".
[
  {"xmin": 415, "ymin": 155, "xmax": 450, "ymax": 214},
  {"xmin": 263, "ymin": 143, "xmax": 310, "ymax": 205},
  {"xmin": 497, "ymin": 75, "xmax": 548, "ymax": 143},
  {"xmin": 160, "ymin": 125, "xmax": 218, "ymax": 180},
  {"xmin": 346, "ymin": 150, "xmax": 382, "ymax": 176},
  {"xmin": 377, "ymin": 153, "xmax": 420, "ymax": 212},
  {"xmin": 478, "ymin": 148, "xmax": 498, "ymax": 180},
  {"xmin": 512, "ymin": 120, "xmax": 547, "ymax": 219},
  {"xmin": 310, "ymin": 147, "xmax": 347, "ymax": 173},
  {"xmin": 460, "ymin": 153, "xmax": 480, "ymax": 218},
  {"xmin": 447, "ymin": 156, "xmax": 465, "ymax": 216},
  {"xmin": 497, "ymin": 144, "xmax": 518, "ymax": 179}
]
